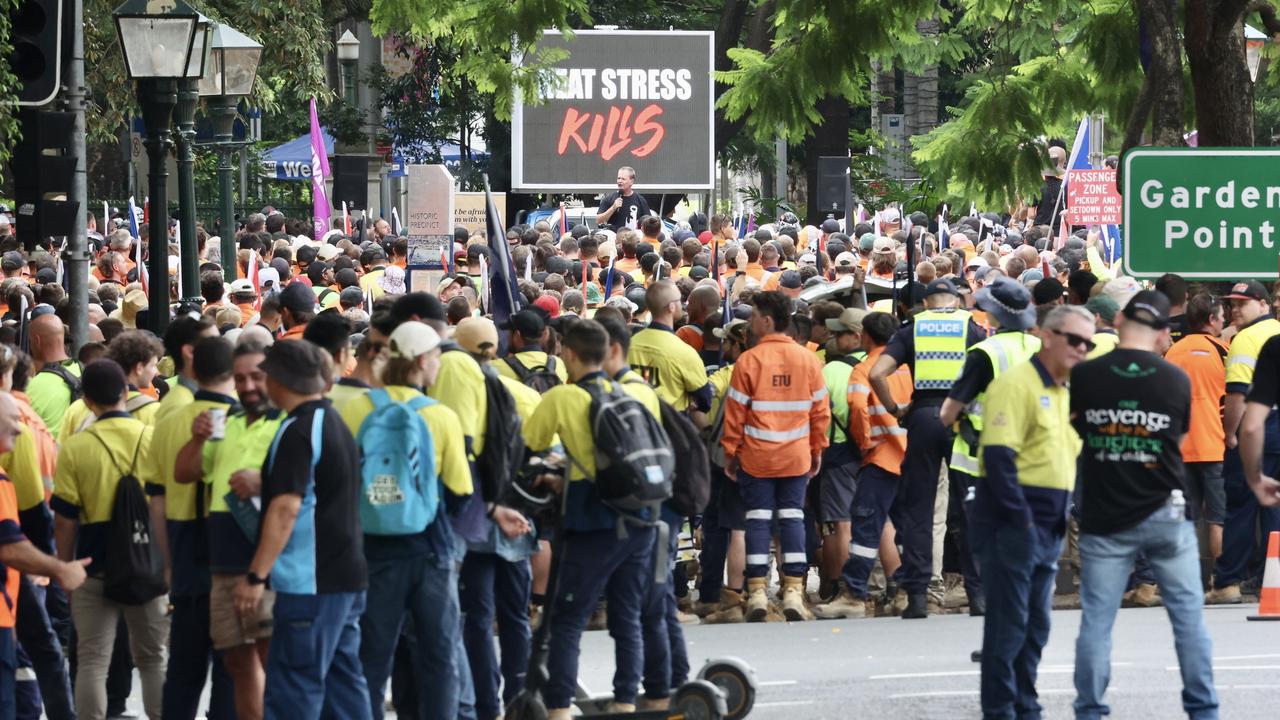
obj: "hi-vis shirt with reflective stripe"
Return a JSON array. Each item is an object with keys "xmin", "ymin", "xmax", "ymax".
[
  {"xmin": 949, "ymin": 332, "xmax": 1040, "ymax": 476},
  {"xmin": 722, "ymin": 335, "xmax": 830, "ymax": 478},
  {"xmin": 912, "ymin": 309, "xmax": 972, "ymax": 391},
  {"xmin": 847, "ymin": 346, "xmax": 912, "ymax": 475}
]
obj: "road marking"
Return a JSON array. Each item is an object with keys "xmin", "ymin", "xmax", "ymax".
[
  {"xmin": 758, "ymin": 680, "xmax": 798, "ymax": 687},
  {"xmin": 1214, "ymin": 654, "xmax": 1280, "ymax": 661},
  {"xmin": 753, "ymin": 700, "xmax": 815, "ymax": 708},
  {"xmin": 1167, "ymin": 665, "xmax": 1280, "ymax": 671},
  {"xmin": 888, "ymin": 689, "xmax": 1077, "ymax": 699},
  {"xmin": 1222, "ymin": 684, "xmax": 1280, "ymax": 690},
  {"xmin": 871, "ymin": 669, "xmax": 1073, "ymax": 680}
]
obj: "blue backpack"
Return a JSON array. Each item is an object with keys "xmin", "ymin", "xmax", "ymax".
[{"xmin": 356, "ymin": 389, "xmax": 438, "ymax": 535}]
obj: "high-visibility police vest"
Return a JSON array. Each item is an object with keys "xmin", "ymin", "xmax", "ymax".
[
  {"xmin": 949, "ymin": 331, "xmax": 1040, "ymax": 476},
  {"xmin": 912, "ymin": 309, "xmax": 972, "ymax": 391}
]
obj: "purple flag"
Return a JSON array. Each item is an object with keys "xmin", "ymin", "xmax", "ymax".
[{"xmin": 309, "ymin": 98, "xmax": 332, "ymax": 239}]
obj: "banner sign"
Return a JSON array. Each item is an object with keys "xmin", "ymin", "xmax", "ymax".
[
  {"xmin": 1066, "ymin": 168, "xmax": 1121, "ymax": 225},
  {"xmin": 512, "ymin": 29, "xmax": 714, "ymax": 192},
  {"xmin": 455, "ymin": 191, "xmax": 505, "ymax": 233},
  {"xmin": 1124, "ymin": 148, "xmax": 1280, "ymax": 279}
]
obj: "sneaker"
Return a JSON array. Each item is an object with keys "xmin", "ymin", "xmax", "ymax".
[
  {"xmin": 901, "ymin": 593, "xmax": 929, "ymax": 619},
  {"xmin": 813, "ymin": 587, "xmax": 870, "ymax": 619},
  {"xmin": 1205, "ymin": 584, "xmax": 1242, "ymax": 605},
  {"xmin": 781, "ymin": 577, "xmax": 813, "ymax": 621}
]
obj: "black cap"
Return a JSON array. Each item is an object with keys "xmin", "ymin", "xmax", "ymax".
[
  {"xmin": 35, "ymin": 267, "xmax": 57, "ymax": 284},
  {"xmin": 778, "ymin": 269, "xmax": 803, "ymax": 289},
  {"xmin": 339, "ymin": 286, "xmax": 365, "ymax": 308},
  {"xmin": 81, "ymin": 359, "xmax": 128, "ymax": 406},
  {"xmin": 500, "ymin": 308, "xmax": 546, "ymax": 338},
  {"xmin": 820, "ymin": 218, "xmax": 841, "ymax": 234},
  {"xmin": 259, "ymin": 339, "xmax": 329, "ymax": 394},
  {"xmin": 925, "ymin": 278, "xmax": 960, "ymax": 298},
  {"xmin": 1, "ymin": 251, "xmax": 23, "ymax": 271},
  {"xmin": 280, "ymin": 282, "xmax": 316, "ymax": 314},
  {"xmin": 1222, "ymin": 280, "xmax": 1269, "ymax": 303},
  {"xmin": 1122, "ymin": 290, "xmax": 1172, "ymax": 330},
  {"xmin": 688, "ymin": 265, "xmax": 710, "ymax": 281},
  {"xmin": 335, "ymin": 268, "xmax": 360, "ymax": 288}
]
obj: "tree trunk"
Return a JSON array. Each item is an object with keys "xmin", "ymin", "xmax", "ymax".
[
  {"xmin": 804, "ymin": 95, "xmax": 851, "ymax": 224},
  {"xmin": 913, "ymin": 17, "xmax": 940, "ymax": 137},
  {"xmin": 1185, "ymin": 0, "xmax": 1255, "ymax": 146},
  {"xmin": 1122, "ymin": 0, "xmax": 1186, "ymax": 168},
  {"xmin": 713, "ymin": 0, "xmax": 773, "ymax": 155}
]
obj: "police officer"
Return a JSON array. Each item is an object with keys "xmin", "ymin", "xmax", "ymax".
[
  {"xmin": 868, "ymin": 278, "xmax": 984, "ymax": 618},
  {"xmin": 939, "ymin": 277, "xmax": 1040, "ymax": 616}
]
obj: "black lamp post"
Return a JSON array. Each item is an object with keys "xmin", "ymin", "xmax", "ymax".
[
  {"xmin": 197, "ymin": 23, "xmax": 263, "ymax": 284},
  {"xmin": 175, "ymin": 14, "xmax": 212, "ymax": 303},
  {"xmin": 113, "ymin": 0, "xmax": 201, "ymax": 335}
]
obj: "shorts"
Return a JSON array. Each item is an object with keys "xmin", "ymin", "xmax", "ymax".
[
  {"xmin": 818, "ymin": 461, "xmax": 859, "ymax": 523},
  {"xmin": 1184, "ymin": 461, "xmax": 1225, "ymax": 525},
  {"xmin": 210, "ymin": 573, "xmax": 275, "ymax": 651},
  {"xmin": 716, "ymin": 471, "xmax": 747, "ymax": 531}
]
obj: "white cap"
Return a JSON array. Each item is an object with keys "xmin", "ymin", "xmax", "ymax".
[
  {"xmin": 966, "ymin": 256, "xmax": 989, "ymax": 270},
  {"xmin": 316, "ymin": 244, "xmax": 340, "ymax": 261},
  {"xmin": 835, "ymin": 252, "xmax": 857, "ymax": 268},
  {"xmin": 257, "ymin": 267, "xmax": 281, "ymax": 289},
  {"xmin": 230, "ymin": 278, "xmax": 255, "ymax": 294},
  {"xmin": 388, "ymin": 321, "xmax": 441, "ymax": 359}
]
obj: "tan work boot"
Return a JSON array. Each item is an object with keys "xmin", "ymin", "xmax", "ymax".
[
  {"xmin": 942, "ymin": 573, "xmax": 969, "ymax": 609},
  {"xmin": 606, "ymin": 702, "xmax": 636, "ymax": 713},
  {"xmin": 889, "ymin": 588, "xmax": 909, "ymax": 616},
  {"xmin": 781, "ymin": 576, "xmax": 813, "ymax": 621},
  {"xmin": 746, "ymin": 578, "xmax": 769, "ymax": 622},
  {"xmin": 1124, "ymin": 583, "xmax": 1161, "ymax": 608},
  {"xmin": 703, "ymin": 589, "xmax": 746, "ymax": 624},
  {"xmin": 546, "ymin": 708, "xmax": 574, "ymax": 720},
  {"xmin": 638, "ymin": 696, "xmax": 670, "ymax": 711},
  {"xmin": 813, "ymin": 585, "xmax": 869, "ymax": 619},
  {"xmin": 1205, "ymin": 584, "xmax": 1242, "ymax": 605}
]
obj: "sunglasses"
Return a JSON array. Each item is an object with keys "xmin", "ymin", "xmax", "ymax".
[{"xmin": 1051, "ymin": 328, "xmax": 1096, "ymax": 352}]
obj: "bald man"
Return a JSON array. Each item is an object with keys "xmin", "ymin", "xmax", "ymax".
[
  {"xmin": 676, "ymin": 285, "xmax": 722, "ymax": 353},
  {"xmin": 27, "ymin": 315, "xmax": 82, "ymax": 432}
]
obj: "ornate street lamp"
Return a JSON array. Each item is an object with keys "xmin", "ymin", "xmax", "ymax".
[
  {"xmin": 198, "ymin": 22, "xmax": 263, "ymax": 283},
  {"xmin": 113, "ymin": 0, "xmax": 202, "ymax": 334},
  {"xmin": 175, "ymin": 14, "xmax": 212, "ymax": 303},
  {"xmin": 337, "ymin": 29, "xmax": 360, "ymax": 106}
]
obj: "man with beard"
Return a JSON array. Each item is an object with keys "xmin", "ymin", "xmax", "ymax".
[{"xmin": 173, "ymin": 338, "xmax": 282, "ymax": 720}]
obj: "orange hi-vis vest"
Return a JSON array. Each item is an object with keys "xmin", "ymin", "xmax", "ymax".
[
  {"xmin": 721, "ymin": 334, "xmax": 831, "ymax": 478},
  {"xmin": 0, "ymin": 470, "xmax": 20, "ymax": 628},
  {"xmin": 847, "ymin": 345, "xmax": 913, "ymax": 475}
]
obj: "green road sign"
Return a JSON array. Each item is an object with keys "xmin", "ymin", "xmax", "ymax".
[{"xmin": 1123, "ymin": 148, "xmax": 1280, "ymax": 279}]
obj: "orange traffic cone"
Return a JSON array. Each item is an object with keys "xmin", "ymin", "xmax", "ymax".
[{"xmin": 1247, "ymin": 531, "xmax": 1280, "ymax": 621}]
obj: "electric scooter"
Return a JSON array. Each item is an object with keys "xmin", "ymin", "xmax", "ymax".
[{"xmin": 503, "ymin": 462, "xmax": 758, "ymax": 720}]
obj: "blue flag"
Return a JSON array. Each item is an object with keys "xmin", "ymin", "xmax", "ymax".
[{"xmin": 483, "ymin": 175, "xmax": 522, "ymax": 327}]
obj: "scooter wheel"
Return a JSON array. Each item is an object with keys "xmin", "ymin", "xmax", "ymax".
[
  {"xmin": 698, "ymin": 660, "xmax": 757, "ymax": 719},
  {"xmin": 671, "ymin": 679, "xmax": 727, "ymax": 720}
]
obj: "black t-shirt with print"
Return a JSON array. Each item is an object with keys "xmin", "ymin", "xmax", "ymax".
[
  {"xmin": 597, "ymin": 191, "xmax": 652, "ymax": 231},
  {"xmin": 1070, "ymin": 348, "xmax": 1191, "ymax": 535}
]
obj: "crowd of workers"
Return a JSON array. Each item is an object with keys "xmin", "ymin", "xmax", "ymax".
[{"xmin": 0, "ymin": 164, "xmax": 1273, "ymax": 720}]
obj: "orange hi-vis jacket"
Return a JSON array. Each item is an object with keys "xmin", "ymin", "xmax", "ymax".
[
  {"xmin": 722, "ymin": 334, "xmax": 831, "ymax": 478},
  {"xmin": 0, "ymin": 468, "xmax": 20, "ymax": 628},
  {"xmin": 847, "ymin": 345, "xmax": 913, "ymax": 475}
]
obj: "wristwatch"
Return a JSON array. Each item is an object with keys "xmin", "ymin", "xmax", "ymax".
[{"xmin": 246, "ymin": 571, "xmax": 268, "ymax": 586}]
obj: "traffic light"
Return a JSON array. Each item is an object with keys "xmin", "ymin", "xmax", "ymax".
[
  {"xmin": 6, "ymin": 0, "xmax": 64, "ymax": 106},
  {"xmin": 14, "ymin": 109, "xmax": 79, "ymax": 251}
]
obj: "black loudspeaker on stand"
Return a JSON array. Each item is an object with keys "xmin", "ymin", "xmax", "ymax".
[{"xmin": 331, "ymin": 155, "xmax": 369, "ymax": 211}]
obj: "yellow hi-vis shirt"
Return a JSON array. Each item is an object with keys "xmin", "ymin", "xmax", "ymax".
[
  {"xmin": 59, "ymin": 391, "xmax": 160, "ymax": 443},
  {"xmin": 627, "ymin": 326, "xmax": 708, "ymax": 411},
  {"xmin": 27, "ymin": 360, "xmax": 81, "ymax": 433},
  {"xmin": 429, "ymin": 350, "xmax": 488, "ymax": 457},
  {"xmin": 1226, "ymin": 316, "xmax": 1280, "ymax": 395},
  {"xmin": 495, "ymin": 351, "xmax": 569, "ymax": 385},
  {"xmin": 0, "ymin": 425, "xmax": 45, "ymax": 512},
  {"xmin": 201, "ymin": 410, "xmax": 283, "ymax": 572},
  {"xmin": 978, "ymin": 359, "xmax": 1079, "ymax": 493}
]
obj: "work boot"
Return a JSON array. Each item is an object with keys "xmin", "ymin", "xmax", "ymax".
[
  {"xmin": 781, "ymin": 576, "xmax": 813, "ymax": 621},
  {"xmin": 942, "ymin": 574, "xmax": 969, "ymax": 609},
  {"xmin": 606, "ymin": 702, "xmax": 636, "ymax": 713},
  {"xmin": 889, "ymin": 588, "xmax": 909, "ymax": 616},
  {"xmin": 1123, "ymin": 583, "xmax": 1161, "ymax": 608},
  {"xmin": 901, "ymin": 593, "xmax": 929, "ymax": 619},
  {"xmin": 638, "ymin": 696, "xmax": 670, "ymax": 711},
  {"xmin": 813, "ymin": 584, "xmax": 870, "ymax": 619},
  {"xmin": 746, "ymin": 578, "xmax": 769, "ymax": 622},
  {"xmin": 969, "ymin": 594, "xmax": 987, "ymax": 617},
  {"xmin": 704, "ymin": 589, "xmax": 746, "ymax": 624},
  {"xmin": 547, "ymin": 708, "xmax": 574, "ymax": 720},
  {"xmin": 1204, "ymin": 584, "xmax": 1242, "ymax": 605}
]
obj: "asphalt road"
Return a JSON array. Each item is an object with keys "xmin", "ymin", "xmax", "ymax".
[{"xmin": 577, "ymin": 605, "xmax": 1280, "ymax": 719}]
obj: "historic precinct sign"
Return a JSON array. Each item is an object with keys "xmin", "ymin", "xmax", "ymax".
[
  {"xmin": 1124, "ymin": 148, "xmax": 1280, "ymax": 279},
  {"xmin": 512, "ymin": 29, "xmax": 714, "ymax": 192}
]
